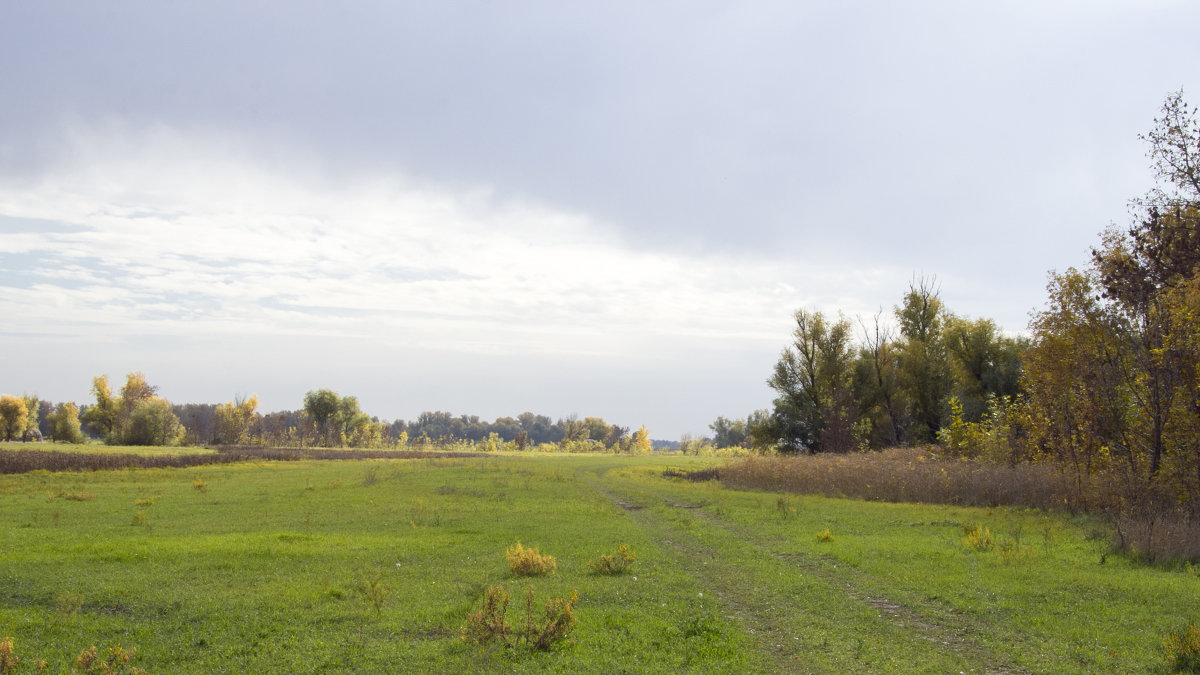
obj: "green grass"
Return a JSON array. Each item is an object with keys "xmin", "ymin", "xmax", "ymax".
[{"xmin": 0, "ymin": 453, "xmax": 1194, "ymax": 672}]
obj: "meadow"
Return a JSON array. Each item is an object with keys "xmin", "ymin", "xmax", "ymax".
[{"xmin": 0, "ymin": 450, "xmax": 1197, "ymax": 673}]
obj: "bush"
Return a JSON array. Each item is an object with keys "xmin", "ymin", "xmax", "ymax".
[
  {"xmin": 589, "ymin": 545, "xmax": 636, "ymax": 574},
  {"xmin": 462, "ymin": 585, "xmax": 577, "ymax": 650},
  {"xmin": 506, "ymin": 542, "xmax": 556, "ymax": 577},
  {"xmin": 1163, "ymin": 621, "xmax": 1200, "ymax": 673}
]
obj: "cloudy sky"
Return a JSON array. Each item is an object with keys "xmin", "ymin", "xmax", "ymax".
[{"xmin": 1, "ymin": 2, "xmax": 1197, "ymax": 438}]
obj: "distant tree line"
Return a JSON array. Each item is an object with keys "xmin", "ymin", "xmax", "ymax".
[{"xmin": 2, "ymin": 377, "xmax": 654, "ymax": 454}]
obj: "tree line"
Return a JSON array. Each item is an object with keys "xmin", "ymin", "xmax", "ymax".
[
  {"xmin": 2, "ymin": 375, "xmax": 654, "ymax": 454},
  {"xmin": 725, "ymin": 91, "xmax": 1200, "ymax": 516}
]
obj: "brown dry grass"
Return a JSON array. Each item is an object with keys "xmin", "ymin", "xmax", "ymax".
[
  {"xmin": 0, "ymin": 446, "xmax": 483, "ymax": 474},
  {"xmin": 721, "ymin": 447, "xmax": 1090, "ymax": 511},
  {"xmin": 722, "ymin": 447, "xmax": 1200, "ymax": 563}
]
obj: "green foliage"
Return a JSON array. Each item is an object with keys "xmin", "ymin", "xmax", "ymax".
[
  {"xmin": 709, "ymin": 416, "xmax": 749, "ymax": 448},
  {"xmin": 895, "ymin": 278, "xmax": 951, "ymax": 444},
  {"xmin": 302, "ymin": 388, "xmax": 341, "ymax": 441},
  {"xmin": 122, "ymin": 397, "xmax": 185, "ymax": 446},
  {"xmin": 767, "ymin": 309, "xmax": 858, "ymax": 453}
]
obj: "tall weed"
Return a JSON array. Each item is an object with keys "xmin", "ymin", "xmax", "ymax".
[{"xmin": 462, "ymin": 585, "xmax": 577, "ymax": 650}]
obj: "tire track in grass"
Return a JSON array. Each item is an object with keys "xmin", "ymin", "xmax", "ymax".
[{"xmin": 585, "ymin": 470, "xmax": 1025, "ymax": 674}]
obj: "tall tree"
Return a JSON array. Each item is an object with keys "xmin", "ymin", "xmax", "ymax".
[
  {"xmin": 213, "ymin": 396, "xmax": 259, "ymax": 445},
  {"xmin": 80, "ymin": 375, "xmax": 118, "ymax": 438},
  {"xmin": 1023, "ymin": 91, "xmax": 1200, "ymax": 508},
  {"xmin": 767, "ymin": 309, "xmax": 857, "ymax": 453},
  {"xmin": 47, "ymin": 402, "xmax": 85, "ymax": 444},
  {"xmin": 303, "ymin": 389, "xmax": 341, "ymax": 442},
  {"xmin": 895, "ymin": 278, "xmax": 950, "ymax": 443}
]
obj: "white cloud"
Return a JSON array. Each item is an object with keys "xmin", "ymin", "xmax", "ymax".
[{"xmin": 2, "ymin": 125, "xmax": 897, "ymax": 358}]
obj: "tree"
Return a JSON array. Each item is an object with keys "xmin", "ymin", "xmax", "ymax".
[
  {"xmin": 80, "ymin": 375, "xmax": 118, "ymax": 438},
  {"xmin": 118, "ymin": 372, "xmax": 158, "ymax": 424},
  {"xmin": 47, "ymin": 402, "xmax": 85, "ymax": 444},
  {"xmin": 631, "ymin": 425, "xmax": 653, "ymax": 455},
  {"xmin": 943, "ymin": 316, "xmax": 1026, "ymax": 422},
  {"xmin": 895, "ymin": 279, "xmax": 951, "ymax": 443},
  {"xmin": 853, "ymin": 310, "xmax": 904, "ymax": 447},
  {"xmin": 303, "ymin": 389, "xmax": 342, "ymax": 443},
  {"xmin": 709, "ymin": 416, "xmax": 748, "ymax": 448},
  {"xmin": 21, "ymin": 395, "xmax": 40, "ymax": 439},
  {"xmin": 1022, "ymin": 91, "xmax": 1200, "ymax": 509},
  {"xmin": 123, "ymin": 397, "xmax": 184, "ymax": 446},
  {"xmin": 0, "ymin": 395, "xmax": 28, "ymax": 441},
  {"xmin": 213, "ymin": 395, "xmax": 259, "ymax": 445},
  {"xmin": 767, "ymin": 309, "xmax": 857, "ymax": 453}
]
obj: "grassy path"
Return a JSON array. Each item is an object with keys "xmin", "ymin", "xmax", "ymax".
[{"xmin": 580, "ymin": 461, "xmax": 1023, "ymax": 674}]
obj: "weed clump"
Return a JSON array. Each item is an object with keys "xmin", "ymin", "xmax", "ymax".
[
  {"xmin": 0, "ymin": 637, "xmax": 16, "ymax": 674},
  {"xmin": 358, "ymin": 575, "xmax": 391, "ymax": 615},
  {"xmin": 963, "ymin": 524, "xmax": 994, "ymax": 552},
  {"xmin": 0, "ymin": 639, "xmax": 144, "ymax": 675},
  {"xmin": 815, "ymin": 529, "xmax": 834, "ymax": 542},
  {"xmin": 589, "ymin": 545, "xmax": 636, "ymax": 574},
  {"xmin": 462, "ymin": 585, "xmax": 577, "ymax": 650},
  {"xmin": 75, "ymin": 643, "xmax": 145, "ymax": 674},
  {"xmin": 55, "ymin": 590, "xmax": 83, "ymax": 619},
  {"xmin": 1164, "ymin": 621, "xmax": 1200, "ymax": 673},
  {"xmin": 506, "ymin": 542, "xmax": 556, "ymax": 577}
]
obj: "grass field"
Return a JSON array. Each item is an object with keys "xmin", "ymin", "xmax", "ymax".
[{"xmin": 0, "ymin": 451, "xmax": 1196, "ymax": 673}]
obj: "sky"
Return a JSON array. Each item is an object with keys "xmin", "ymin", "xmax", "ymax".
[{"xmin": 1, "ymin": 2, "xmax": 1198, "ymax": 439}]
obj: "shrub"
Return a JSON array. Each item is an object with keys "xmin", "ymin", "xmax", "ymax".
[
  {"xmin": 1163, "ymin": 621, "xmax": 1200, "ymax": 673},
  {"xmin": 358, "ymin": 575, "xmax": 391, "ymax": 615},
  {"xmin": 964, "ymin": 524, "xmax": 994, "ymax": 552},
  {"xmin": 463, "ymin": 585, "xmax": 511, "ymax": 645},
  {"xmin": 462, "ymin": 585, "xmax": 577, "ymax": 650},
  {"xmin": 776, "ymin": 496, "xmax": 796, "ymax": 519},
  {"xmin": 74, "ymin": 644, "xmax": 145, "ymax": 674},
  {"xmin": 506, "ymin": 542, "xmax": 556, "ymax": 577},
  {"xmin": 589, "ymin": 545, "xmax": 636, "ymax": 574},
  {"xmin": 0, "ymin": 637, "xmax": 16, "ymax": 675},
  {"xmin": 56, "ymin": 591, "xmax": 83, "ymax": 619}
]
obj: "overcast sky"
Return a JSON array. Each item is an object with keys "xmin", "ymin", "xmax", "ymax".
[{"xmin": 1, "ymin": 2, "xmax": 1197, "ymax": 439}]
